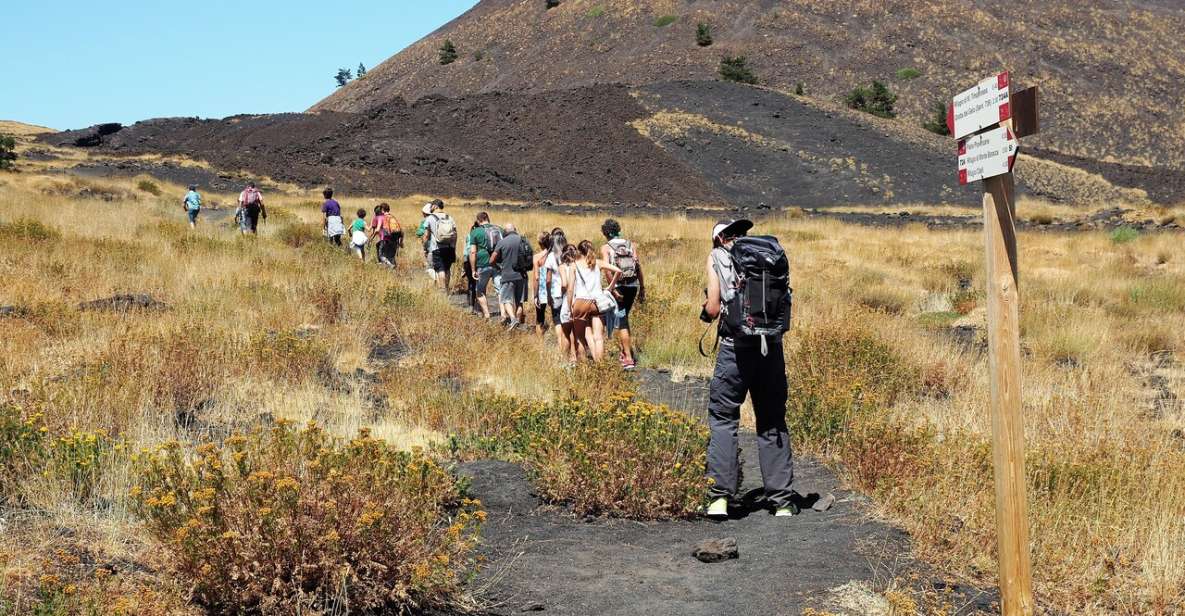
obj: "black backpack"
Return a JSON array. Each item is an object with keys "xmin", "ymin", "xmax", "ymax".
[
  {"xmin": 515, "ymin": 236, "xmax": 534, "ymax": 273},
  {"xmin": 719, "ymin": 236, "xmax": 792, "ymax": 344}
]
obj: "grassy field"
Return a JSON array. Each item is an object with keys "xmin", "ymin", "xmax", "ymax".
[{"xmin": 1, "ymin": 144, "xmax": 1183, "ymax": 613}]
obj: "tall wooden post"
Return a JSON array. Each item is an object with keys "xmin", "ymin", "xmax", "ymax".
[{"xmin": 982, "ymin": 171, "xmax": 1034, "ymax": 615}]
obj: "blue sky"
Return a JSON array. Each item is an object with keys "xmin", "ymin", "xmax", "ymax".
[{"xmin": 0, "ymin": 1, "xmax": 477, "ymax": 130}]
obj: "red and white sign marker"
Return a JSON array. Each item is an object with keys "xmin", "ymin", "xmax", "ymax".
[
  {"xmin": 958, "ymin": 126, "xmax": 1018, "ymax": 185},
  {"xmin": 948, "ymin": 72, "xmax": 1011, "ymax": 140}
]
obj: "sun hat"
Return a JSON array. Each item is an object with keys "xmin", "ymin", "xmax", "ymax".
[
  {"xmin": 422, "ymin": 203, "xmax": 435, "ymax": 215},
  {"xmin": 712, "ymin": 219, "xmax": 753, "ymax": 240}
]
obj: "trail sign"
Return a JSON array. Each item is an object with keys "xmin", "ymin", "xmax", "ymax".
[
  {"xmin": 946, "ymin": 72, "xmax": 1039, "ymax": 616},
  {"xmin": 958, "ymin": 126, "xmax": 1018, "ymax": 184},
  {"xmin": 948, "ymin": 71, "xmax": 1011, "ymax": 140}
]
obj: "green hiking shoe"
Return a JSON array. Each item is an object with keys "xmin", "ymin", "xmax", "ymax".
[
  {"xmin": 774, "ymin": 503, "xmax": 800, "ymax": 517},
  {"xmin": 706, "ymin": 497, "xmax": 729, "ymax": 519}
]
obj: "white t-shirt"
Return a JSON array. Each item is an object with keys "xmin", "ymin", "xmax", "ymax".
[
  {"xmin": 574, "ymin": 263, "xmax": 602, "ymax": 300},
  {"xmin": 539, "ymin": 253, "xmax": 562, "ymax": 305}
]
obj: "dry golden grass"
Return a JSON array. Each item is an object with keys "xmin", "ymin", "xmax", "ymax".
[{"xmin": 2, "ymin": 161, "xmax": 1184, "ymax": 613}]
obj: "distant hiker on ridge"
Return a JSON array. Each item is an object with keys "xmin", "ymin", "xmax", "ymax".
[
  {"xmin": 237, "ymin": 181, "xmax": 266, "ymax": 235},
  {"xmin": 182, "ymin": 184, "xmax": 202, "ymax": 229}
]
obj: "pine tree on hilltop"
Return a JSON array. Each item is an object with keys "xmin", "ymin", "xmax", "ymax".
[
  {"xmin": 334, "ymin": 68, "xmax": 353, "ymax": 87},
  {"xmin": 0, "ymin": 134, "xmax": 17, "ymax": 171},
  {"xmin": 845, "ymin": 80, "xmax": 897, "ymax": 119},
  {"xmin": 357, "ymin": 63, "xmax": 367, "ymax": 78},
  {"xmin": 439, "ymin": 40, "xmax": 458, "ymax": 65}
]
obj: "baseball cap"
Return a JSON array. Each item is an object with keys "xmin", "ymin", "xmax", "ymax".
[
  {"xmin": 422, "ymin": 203, "xmax": 435, "ymax": 215},
  {"xmin": 712, "ymin": 219, "xmax": 753, "ymax": 240}
]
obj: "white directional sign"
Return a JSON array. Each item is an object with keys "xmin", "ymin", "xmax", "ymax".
[
  {"xmin": 958, "ymin": 126, "xmax": 1017, "ymax": 185},
  {"xmin": 948, "ymin": 72, "xmax": 1011, "ymax": 140}
]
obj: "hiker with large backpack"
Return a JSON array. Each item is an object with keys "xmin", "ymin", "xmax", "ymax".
[
  {"xmin": 381, "ymin": 203, "xmax": 402, "ymax": 265},
  {"xmin": 425, "ymin": 200, "xmax": 458, "ymax": 292},
  {"xmin": 489, "ymin": 223, "xmax": 533, "ymax": 330},
  {"xmin": 700, "ymin": 219, "xmax": 796, "ymax": 519},
  {"xmin": 600, "ymin": 219, "xmax": 644, "ymax": 370},
  {"xmin": 237, "ymin": 182, "xmax": 266, "ymax": 235},
  {"xmin": 466, "ymin": 212, "xmax": 505, "ymax": 320}
]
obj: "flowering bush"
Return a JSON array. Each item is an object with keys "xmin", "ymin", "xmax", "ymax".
[
  {"xmin": 131, "ymin": 421, "xmax": 482, "ymax": 615},
  {"xmin": 1, "ymin": 405, "xmax": 119, "ymax": 507},
  {"xmin": 451, "ymin": 393, "xmax": 710, "ymax": 519}
]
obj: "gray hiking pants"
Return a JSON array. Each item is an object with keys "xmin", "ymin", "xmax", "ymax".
[{"xmin": 706, "ymin": 339, "xmax": 794, "ymax": 507}]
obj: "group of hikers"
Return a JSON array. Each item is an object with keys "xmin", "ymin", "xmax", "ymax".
[
  {"xmin": 182, "ymin": 182, "xmax": 804, "ymax": 518},
  {"xmin": 415, "ymin": 200, "xmax": 643, "ymax": 370}
]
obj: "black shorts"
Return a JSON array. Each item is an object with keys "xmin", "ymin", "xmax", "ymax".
[
  {"xmin": 432, "ymin": 245, "xmax": 456, "ymax": 272},
  {"xmin": 499, "ymin": 278, "xmax": 527, "ymax": 305},
  {"xmin": 535, "ymin": 301, "xmax": 561, "ymax": 326}
]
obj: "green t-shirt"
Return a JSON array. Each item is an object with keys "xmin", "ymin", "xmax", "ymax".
[
  {"xmin": 467, "ymin": 226, "xmax": 494, "ymax": 268},
  {"xmin": 350, "ymin": 218, "xmax": 367, "ymax": 233}
]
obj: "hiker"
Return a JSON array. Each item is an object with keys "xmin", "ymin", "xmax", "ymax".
[
  {"xmin": 416, "ymin": 203, "xmax": 434, "ymax": 277},
  {"xmin": 182, "ymin": 184, "xmax": 202, "ymax": 228},
  {"xmin": 600, "ymin": 219, "xmax": 644, "ymax": 370},
  {"xmin": 237, "ymin": 182, "xmax": 266, "ymax": 235},
  {"xmin": 380, "ymin": 203, "xmax": 402, "ymax": 266},
  {"xmin": 425, "ymin": 199, "xmax": 458, "ymax": 291},
  {"xmin": 548, "ymin": 229, "xmax": 573, "ymax": 358},
  {"xmin": 349, "ymin": 208, "xmax": 369, "ymax": 261},
  {"xmin": 700, "ymin": 219, "xmax": 796, "ymax": 519},
  {"xmin": 489, "ymin": 223, "xmax": 533, "ymax": 330},
  {"xmin": 558, "ymin": 244, "xmax": 580, "ymax": 363},
  {"xmin": 462, "ymin": 220, "xmax": 480, "ymax": 311},
  {"xmin": 531, "ymin": 230, "xmax": 559, "ymax": 336},
  {"xmin": 369, "ymin": 205, "xmax": 388, "ymax": 264},
  {"xmin": 322, "ymin": 188, "xmax": 344, "ymax": 246},
  {"xmin": 568, "ymin": 239, "xmax": 622, "ymax": 361},
  {"xmin": 466, "ymin": 212, "xmax": 505, "ymax": 320}
]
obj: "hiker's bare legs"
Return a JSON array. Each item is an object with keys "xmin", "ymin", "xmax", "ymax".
[{"xmin": 590, "ymin": 317, "xmax": 606, "ymax": 361}]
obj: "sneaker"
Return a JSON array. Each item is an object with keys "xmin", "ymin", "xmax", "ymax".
[
  {"xmin": 774, "ymin": 503, "xmax": 800, "ymax": 517},
  {"xmin": 706, "ymin": 497, "xmax": 729, "ymax": 519},
  {"xmin": 506, "ymin": 319, "xmax": 520, "ymax": 332},
  {"xmin": 622, "ymin": 356, "xmax": 636, "ymax": 371}
]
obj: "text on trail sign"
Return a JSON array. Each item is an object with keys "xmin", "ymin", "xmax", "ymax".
[
  {"xmin": 948, "ymin": 71, "xmax": 1011, "ymax": 140},
  {"xmin": 958, "ymin": 126, "xmax": 1017, "ymax": 185}
]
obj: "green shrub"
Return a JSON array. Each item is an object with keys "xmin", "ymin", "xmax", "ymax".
[
  {"xmin": 845, "ymin": 80, "xmax": 897, "ymax": 118},
  {"xmin": 439, "ymin": 39, "xmax": 458, "ymax": 65},
  {"xmin": 795, "ymin": 82, "xmax": 805, "ymax": 96},
  {"xmin": 131, "ymin": 422, "xmax": 482, "ymax": 614},
  {"xmin": 0, "ymin": 218, "xmax": 61, "ymax": 242},
  {"xmin": 921, "ymin": 99, "xmax": 951, "ymax": 136},
  {"xmin": 896, "ymin": 67, "xmax": 921, "ymax": 80},
  {"xmin": 545, "ymin": 0, "xmax": 560, "ymax": 8},
  {"xmin": 1110, "ymin": 226, "xmax": 1139, "ymax": 244},
  {"xmin": 136, "ymin": 179, "xmax": 162, "ymax": 196},
  {"xmin": 654, "ymin": 15, "xmax": 676, "ymax": 27},
  {"xmin": 786, "ymin": 320, "xmax": 918, "ymax": 451},
  {"xmin": 1127, "ymin": 278, "xmax": 1185, "ymax": 312},
  {"xmin": 586, "ymin": 5, "xmax": 605, "ymax": 17},
  {"xmin": 450, "ymin": 393, "xmax": 710, "ymax": 519},
  {"xmin": 696, "ymin": 22, "xmax": 713, "ymax": 46},
  {"xmin": 275, "ymin": 222, "xmax": 322, "ymax": 249},
  {"xmin": 719, "ymin": 56, "xmax": 757, "ymax": 84},
  {"xmin": 473, "ymin": 49, "xmax": 484, "ymax": 61},
  {"xmin": 0, "ymin": 134, "xmax": 16, "ymax": 170}
]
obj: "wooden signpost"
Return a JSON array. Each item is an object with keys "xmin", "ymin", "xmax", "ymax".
[{"xmin": 948, "ymin": 75, "xmax": 1040, "ymax": 616}]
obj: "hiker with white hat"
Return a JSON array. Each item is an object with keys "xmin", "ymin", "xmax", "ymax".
[{"xmin": 700, "ymin": 219, "xmax": 796, "ymax": 519}]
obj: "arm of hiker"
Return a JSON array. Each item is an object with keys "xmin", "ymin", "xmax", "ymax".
[
  {"xmin": 489, "ymin": 248, "xmax": 500, "ymax": 267},
  {"xmin": 598, "ymin": 259, "xmax": 622, "ymax": 290},
  {"xmin": 704, "ymin": 253, "xmax": 722, "ymax": 319},
  {"xmin": 636, "ymin": 259, "xmax": 646, "ymax": 304}
]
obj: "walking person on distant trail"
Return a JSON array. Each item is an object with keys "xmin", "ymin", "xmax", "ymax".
[
  {"xmin": 349, "ymin": 208, "xmax": 369, "ymax": 261},
  {"xmin": 558, "ymin": 244, "xmax": 581, "ymax": 364},
  {"xmin": 600, "ymin": 219, "xmax": 644, "ymax": 370},
  {"xmin": 548, "ymin": 229, "xmax": 572, "ymax": 359},
  {"xmin": 381, "ymin": 203, "xmax": 402, "ymax": 265},
  {"xmin": 569, "ymin": 239, "xmax": 622, "ymax": 362},
  {"xmin": 182, "ymin": 184, "xmax": 202, "ymax": 229},
  {"xmin": 416, "ymin": 203, "xmax": 435, "ymax": 277},
  {"xmin": 322, "ymin": 188, "xmax": 344, "ymax": 246},
  {"xmin": 369, "ymin": 205, "xmax": 388, "ymax": 265},
  {"xmin": 425, "ymin": 199, "xmax": 458, "ymax": 292},
  {"xmin": 700, "ymin": 219, "xmax": 796, "ymax": 519},
  {"xmin": 463, "ymin": 219, "xmax": 480, "ymax": 312},
  {"xmin": 466, "ymin": 212, "xmax": 505, "ymax": 320},
  {"xmin": 237, "ymin": 182, "xmax": 266, "ymax": 235},
  {"xmin": 490, "ymin": 223, "xmax": 533, "ymax": 330},
  {"xmin": 531, "ymin": 231, "xmax": 560, "ymax": 336}
]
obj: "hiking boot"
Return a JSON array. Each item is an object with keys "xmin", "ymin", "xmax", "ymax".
[
  {"xmin": 706, "ymin": 497, "xmax": 729, "ymax": 519},
  {"xmin": 774, "ymin": 503, "xmax": 800, "ymax": 517}
]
